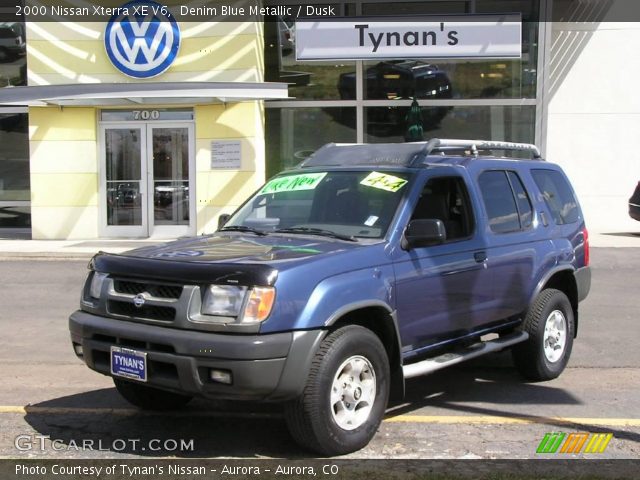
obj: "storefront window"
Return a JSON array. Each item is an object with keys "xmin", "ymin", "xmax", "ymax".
[
  {"xmin": 0, "ymin": 206, "xmax": 30, "ymax": 228},
  {"xmin": 264, "ymin": 5, "xmax": 352, "ymax": 100},
  {"xmin": 265, "ymin": 1, "xmax": 542, "ymax": 176},
  {"xmin": 0, "ymin": 17, "xmax": 29, "ymax": 229},
  {"xmin": 266, "ymin": 108, "xmax": 356, "ymax": 177},
  {"xmin": 363, "ymin": 56, "xmax": 536, "ymax": 100},
  {"xmin": 365, "ymin": 105, "xmax": 535, "ymax": 145},
  {"xmin": 0, "ymin": 21, "xmax": 27, "ymax": 87},
  {"xmin": 0, "ymin": 113, "xmax": 29, "ymax": 201},
  {"xmin": 0, "ymin": 112, "xmax": 30, "ymax": 228}
]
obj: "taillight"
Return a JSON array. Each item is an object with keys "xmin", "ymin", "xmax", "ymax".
[{"xmin": 582, "ymin": 227, "xmax": 590, "ymax": 266}]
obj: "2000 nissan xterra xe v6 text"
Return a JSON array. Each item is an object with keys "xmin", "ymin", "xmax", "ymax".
[{"xmin": 70, "ymin": 139, "xmax": 591, "ymax": 455}]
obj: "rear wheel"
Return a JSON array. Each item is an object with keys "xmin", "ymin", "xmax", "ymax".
[
  {"xmin": 113, "ymin": 378, "xmax": 193, "ymax": 410},
  {"xmin": 512, "ymin": 288, "xmax": 574, "ymax": 381},
  {"xmin": 285, "ymin": 325, "xmax": 390, "ymax": 456}
]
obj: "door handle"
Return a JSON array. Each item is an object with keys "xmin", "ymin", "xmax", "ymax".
[{"xmin": 474, "ymin": 251, "xmax": 487, "ymax": 263}]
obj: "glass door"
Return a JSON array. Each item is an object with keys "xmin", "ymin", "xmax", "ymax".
[
  {"xmin": 148, "ymin": 124, "xmax": 194, "ymax": 238},
  {"xmin": 102, "ymin": 126, "xmax": 148, "ymax": 237},
  {"xmin": 100, "ymin": 122, "xmax": 194, "ymax": 238}
]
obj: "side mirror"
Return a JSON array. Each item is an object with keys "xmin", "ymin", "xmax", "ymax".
[
  {"xmin": 402, "ymin": 219, "xmax": 446, "ymax": 249},
  {"xmin": 217, "ymin": 214, "xmax": 231, "ymax": 230}
]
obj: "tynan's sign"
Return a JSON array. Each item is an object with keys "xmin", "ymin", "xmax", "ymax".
[
  {"xmin": 105, "ymin": 0, "xmax": 180, "ymax": 79},
  {"xmin": 296, "ymin": 15, "xmax": 521, "ymax": 61}
]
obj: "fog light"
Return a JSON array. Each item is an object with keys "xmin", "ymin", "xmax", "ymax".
[
  {"xmin": 73, "ymin": 343, "xmax": 83, "ymax": 357},
  {"xmin": 209, "ymin": 369, "xmax": 232, "ymax": 385}
]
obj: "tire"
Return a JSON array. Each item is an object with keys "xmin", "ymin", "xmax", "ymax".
[
  {"xmin": 113, "ymin": 378, "xmax": 193, "ymax": 410},
  {"xmin": 512, "ymin": 288, "xmax": 574, "ymax": 381},
  {"xmin": 284, "ymin": 325, "xmax": 390, "ymax": 456}
]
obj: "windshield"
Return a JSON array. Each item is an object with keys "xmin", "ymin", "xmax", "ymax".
[{"xmin": 225, "ymin": 170, "xmax": 411, "ymax": 239}]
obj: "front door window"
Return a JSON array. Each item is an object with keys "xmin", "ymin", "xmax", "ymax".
[
  {"xmin": 152, "ymin": 127, "xmax": 190, "ymax": 227},
  {"xmin": 105, "ymin": 128, "xmax": 144, "ymax": 228}
]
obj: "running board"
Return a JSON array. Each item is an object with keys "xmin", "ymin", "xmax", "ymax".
[{"xmin": 402, "ymin": 331, "xmax": 529, "ymax": 379}]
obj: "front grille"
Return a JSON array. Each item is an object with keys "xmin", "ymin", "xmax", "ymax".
[
  {"xmin": 113, "ymin": 279, "xmax": 183, "ymax": 299},
  {"xmin": 108, "ymin": 300, "xmax": 176, "ymax": 322},
  {"xmin": 91, "ymin": 334, "xmax": 175, "ymax": 354}
]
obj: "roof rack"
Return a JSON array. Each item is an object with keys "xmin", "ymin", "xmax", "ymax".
[{"xmin": 419, "ymin": 138, "xmax": 542, "ymax": 160}]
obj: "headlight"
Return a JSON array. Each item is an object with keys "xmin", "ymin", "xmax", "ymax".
[
  {"xmin": 202, "ymin": 285, "xmax": 247, "ymax": 317},
  {"xmin": 89, "ymin": 272, "xmax": 108, "ymax": 299},
  {"xmin": 201, "ymin": 285, "xmax": 276, "ymax": 324},
  {"xmin": 242, "ymin": 287, "xmax": 276, "ymax": 323}
]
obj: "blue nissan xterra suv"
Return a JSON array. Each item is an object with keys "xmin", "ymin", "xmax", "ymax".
[{"xmin": 70, "ymin": 139, "xmax": 591, "ymax": 455}]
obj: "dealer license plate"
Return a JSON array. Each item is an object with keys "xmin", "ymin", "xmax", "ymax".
[{"xmin": 110, "ymin": 346, "xmax": 147, "ymax": 382}]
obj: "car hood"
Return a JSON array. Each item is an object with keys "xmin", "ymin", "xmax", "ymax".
[
  {"xmin": 121, "ymin": 233, "xmax": 361, "ymax": 263},
  {"xmin": 91, "ymin": 233, "xmax": 368, "ymax": 286}
]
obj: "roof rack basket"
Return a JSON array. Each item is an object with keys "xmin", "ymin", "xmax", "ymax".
[{"xmin": 420, "ymin": 138, "xmax": 542, "ymax": 160}]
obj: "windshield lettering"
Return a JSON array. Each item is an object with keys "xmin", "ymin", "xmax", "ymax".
[
  {"xmin": 360, "ymin": 171, "xmax": 408, "ymax": 192},
  {"xmin": 260, "ymin": 173, "xmax": 327, "ymax": 194}
]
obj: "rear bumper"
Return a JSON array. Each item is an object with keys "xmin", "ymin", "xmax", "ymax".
[
  {"xmin": 69, "ymin": 310, "xmax": 325, "ymax": 401},
  {"xmin": 574, "ymin": 266, "xmax": 591, "ymax": 303}
]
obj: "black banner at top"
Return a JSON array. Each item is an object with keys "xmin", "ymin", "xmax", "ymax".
[{"xmin": 4, "ymin": 1, "xmax": 640, "ymax": 23}]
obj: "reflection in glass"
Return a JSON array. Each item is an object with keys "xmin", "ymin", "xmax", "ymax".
[
  {"xmin": 105, "ymin": 129, "xmax": 142, "ymax": 226},
  {"xmin": 0, "ymin": 113, "xmax": 29, "ymax": 201},
  {"xmin": 0, "ymin": 21, "xmax": 27, "ymax": 87},
  {"xmin": 365, "ymin": 106, "xmax": 535, "ymax": 145},
  {"xmin": 0, "ymin": 206, "xmax": 30, "ymax": 227},
  {"xmin": 266, "ymin": 107, "xmax": 356, "ymax": 177},
  {"xmin": 152, "ymin": 128, "xmax": 189, "ymax": 226},
  {"xmin": 264, "ymin": 10, "xmax": 354, "ymax": 100}
]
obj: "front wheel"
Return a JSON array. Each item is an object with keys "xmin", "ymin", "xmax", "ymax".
[
  {"xmin": 113, "ymin": 378, "xmax": 193, "ymax": 410},
  {"xmin": 285, "ymin": 325, "xmax": 390, "ymax": 456},
  {"xmin": 512, "ymin": 288, "xmax": 574, "ymax": 381}
]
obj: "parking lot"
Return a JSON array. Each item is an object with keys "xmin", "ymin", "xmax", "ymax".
[{"xmin": 0, "ymin": 247, "xmax": 638, "ymax": 463}]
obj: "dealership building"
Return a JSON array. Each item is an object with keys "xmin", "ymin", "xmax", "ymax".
[{"xmin": 0, "ymin": 0, "xmax": 638, "ymax": 239}]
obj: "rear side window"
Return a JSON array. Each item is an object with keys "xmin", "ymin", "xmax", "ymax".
[
  {"xmin": 478, "ymin": 171, "xmax": 521, "ymax": 233},
  {"xmin": 531, "ymin": 169, "xmax": 580, "ymax": 225}
]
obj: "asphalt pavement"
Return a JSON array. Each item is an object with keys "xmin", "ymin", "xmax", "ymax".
[{"xmin": 0, "ymin": 247, "xmax": 638, "ymax": 465}]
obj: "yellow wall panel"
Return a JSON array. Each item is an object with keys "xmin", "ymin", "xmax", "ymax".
[
  {"xmin": 28, "ymin": 69, "xmax": 260, "ymax": 86},
  {"xmin": 28, "ymin": 35, "xmax": 260, "ymax": 77},
  {"xmin": 31, "ymin": 173, "xmax": 98, "ymax": 207},
  {"xmin": 30, "ymin": 141, "xmax": 98, "ymax": 174},
  {"xmin": 195, "ymin": 103, "xmax": 259, "ymax": 139},
  {"xmin": 196, "ymin": 171, "xmax": 259, "ymax": 207},
  {"xmin": 29, "ymin": 108, "xmax": 96, "ymax": 141},
  {"xmin": 196, "ymin": 204, "xmax": 243, "ymax": 235},
  {"xmin": 31, "ymin": 206, "xmax": 99, "ymax": 239}
]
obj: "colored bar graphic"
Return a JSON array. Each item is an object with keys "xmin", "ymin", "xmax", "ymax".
[
  {"xmin": 560, "ymin": 433, "xmax": 590, "ymax": 453},
  {"xmin": 537, "ymin": 432, "xmax": 566, "ymax": 453},
  {"xmin": 584, "ymin": 433, "xmax": 614, "ymax": 454},
  {"xmin": 537, "ymin": 432, "xmax": 614, "ymax": 454}
]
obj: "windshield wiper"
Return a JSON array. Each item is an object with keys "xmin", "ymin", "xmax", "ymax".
[
  {"xmin": 220, "ymin": 225, "xmax": 268, "ymax": 236},
  {"xmin": 274, "ymin": 227, "xmax": 357, "ymax": 242}
]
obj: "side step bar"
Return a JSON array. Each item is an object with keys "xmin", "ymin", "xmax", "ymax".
[{"xmin": 402, "ymin": 331, "xmax": 529, "ymax": 379}]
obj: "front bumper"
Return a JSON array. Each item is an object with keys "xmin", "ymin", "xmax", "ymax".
[{"xmin": 69, "ymin": 311, "xmax": 325, "ymax": 401}]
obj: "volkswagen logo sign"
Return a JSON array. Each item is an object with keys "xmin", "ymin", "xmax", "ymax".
[
  {"xmin": 133, "ymin": 294, "xmax": 146, "ymax": 308},
  {"xmin": 105, "ymin": 0, "xmax": 180, "ymax": 79}
]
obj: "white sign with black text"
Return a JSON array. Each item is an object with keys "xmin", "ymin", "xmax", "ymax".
[
  {"xmin": 295, "ymin": 15, "xmax": 522, "ymax": 61},
  {"xmin": 211, "ymin": 140, "xmax": 242, "ymax": 169}
]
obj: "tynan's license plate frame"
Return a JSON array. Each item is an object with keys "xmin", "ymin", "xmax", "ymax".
[{"xmin": 110, "ymin": 346, "xmax": 147, "ymax": 382}]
